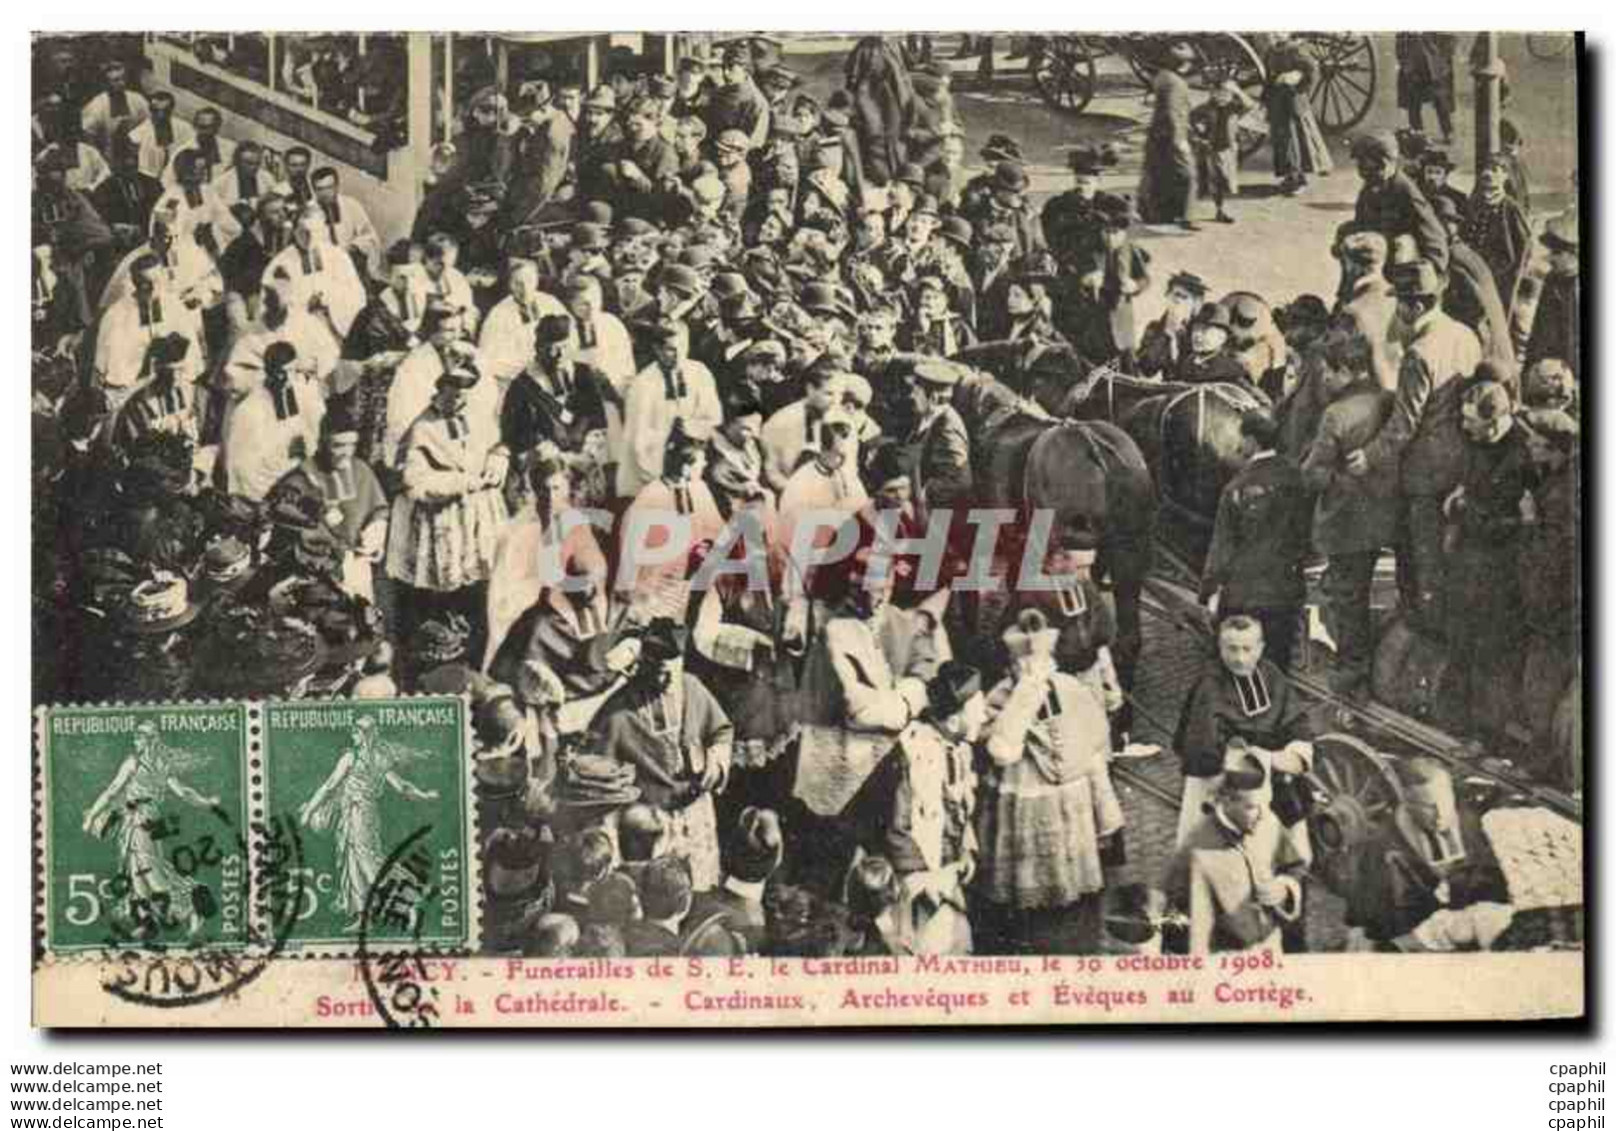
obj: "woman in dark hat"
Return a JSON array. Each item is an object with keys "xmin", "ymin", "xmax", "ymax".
[
  {"xmin": 1136, "ymin": 41, "xmax": 1199, "ymax": 228},
  {"xmin": 1264, "ymin": 32, "xmax": 1334, "ymax": 196}
]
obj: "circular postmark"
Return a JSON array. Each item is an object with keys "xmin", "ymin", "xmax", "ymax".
[
  {"xmin": 354, "ymin": 824, "xmax": 448, "ymax": 1030},
  {"xmin": 98, "ymin": 809, "xmax": 307, "ymax": 1009}
]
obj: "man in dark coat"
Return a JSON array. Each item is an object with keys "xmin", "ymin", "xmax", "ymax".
[
  {"xmin": 602, "ymin": 96, "xmax": 680, "ymax": 225},
  {"xmin": 1351, "ymin": 131, "xmax": 1448, "ymax": 277},
  {"xmin": 1200, "ymin": 410, "xmax": 1312, "ymax": 672},
  {"xmin": 1444, "ymin": 374, "xmax": 1533, "ymax": 739},
  {"xmin": 32, "ymin": 146, "xmax": 112, "ymax": 331},
  {"xmin": 1172, "ymin": 615, "xmax": 1313, "ymax": 847},
  {"xmin": 1344, "ymin": 261, "xmax": 1481, "ymax": 636},
  {"xmin": 91, "ymin": 136, "xmax": 164, "ymax": 256},
  {"xmin": 1416, "ymin": 149, "xmax": 1469, "ymax": 219},
  {"xmin": 1395, "ymin": 34, "xmax": 1457, "ymax": 142},
  {"xmin": 1524, "ymin": 214, "xmax": 1579, "ymax": 372},
  {"xmin": 1430, "ymin": 195, "xmax": 1514, "ymax": 372},
  {"xmin": 1041, "ymin": 147, "xmax": 1109, "ymax": 278},
  {"xmin": 704, "ymin": 44, "xmax": 771, "ymax": 153},
  {"xmin": 1459, "ymin": 154, "xmax": 1532, "ymax": 311},
  {"xmin": 499, "ymin": 83, "xmax": 575, "ymax": 231}
]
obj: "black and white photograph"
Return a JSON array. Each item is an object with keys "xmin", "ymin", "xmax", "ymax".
[{"xmin": 26, "ymin": 27, "xmax": 1583, "ymax": 1030}]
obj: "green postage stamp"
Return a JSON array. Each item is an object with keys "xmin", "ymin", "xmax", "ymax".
[
  {"xmin": 261, "ymin": 698, "xmax": 474, "ymax": 952},
  {"xmin": 39, "ymin": 704, "xmax": 251, "ymax": 955}
]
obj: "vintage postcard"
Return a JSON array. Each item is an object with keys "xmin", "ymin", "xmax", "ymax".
[{"xmin": 30, "ymin": 30, "xmax": 1582, "ymax": 1028}]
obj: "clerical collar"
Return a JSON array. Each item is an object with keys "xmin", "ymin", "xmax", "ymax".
[{"xmin": 1227, "ymin": 667, "xmax": 1272, "ymax": 717}]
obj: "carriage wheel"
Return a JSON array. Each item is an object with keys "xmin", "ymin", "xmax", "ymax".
[
  {"xmin": 1306, "ymin": 733, "xmax": 1405, "ymax": 899},
  {"xmin": 1191, "ymin": 34, "xmax": 1269, "ymax": 159},
  {"xmin": 1526, "ymin": 33, "xmax": 1572, "ymax": 61},
  {"xmin": 1302, "ymin": 33, "xmax": 1378, "ymax": 135},
  {"xmin": 1031, "ymin": 35, "xmax": 1099, "ymax": 114}
]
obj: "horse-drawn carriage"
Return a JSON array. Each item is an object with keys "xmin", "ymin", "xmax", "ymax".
[{"xmin": 1022, "ymin": 32, "xmax": 1377, "ymax": 156}]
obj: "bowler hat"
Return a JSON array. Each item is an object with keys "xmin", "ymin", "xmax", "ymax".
[
  {"xmin": 911, "ymin": 192, "xmax": 940, "ymax": 218},
  {"xmin": 800, "ymin": 280, "xmax": 856, "ymax": 323},
  {"xmin": 1420, "ymin": 148, "xmax": 1456, "ymax": 172},
  {"xmin": 992, "ymin": 161, "xmax": 1030, "ymax": 193},
  {"xmin": 660, "ymin": 263, "xmax": 703, "ymax": 298},
  {"xmin": 938, "ymin": 215, "xmax": 974, "ymax": 248},
  {"xmin": 895, "ymin": 162, "xmax": 926, "ymax": 188},
  {"xmin": 709, "ymin": 271, "xmax": 754, "ymax": 303}
]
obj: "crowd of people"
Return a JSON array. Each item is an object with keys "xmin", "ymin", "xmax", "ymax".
[{"xmin": 30, "ymin": 33, "xmax": 1579, "ymax": 959}]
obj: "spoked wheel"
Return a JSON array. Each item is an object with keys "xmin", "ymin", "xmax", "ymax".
[
  {"xmin": 1030, "ymin": 34, "xmax": 1100, "ymax": 113},
  {"xmin": 1192, "ymin": 33, "xmax": 1269, "ymax": 159},
  {"xmin": 1526, "ymin": 33, "xmax": 1572, "ymax": 61},
  {"xmin": 1306, "ymin": 733, "xmax": 1405, "ymax": 898},
  {"xmin": 1301, "ymin": 32, "xmax": 1378, "ymax": 135}
]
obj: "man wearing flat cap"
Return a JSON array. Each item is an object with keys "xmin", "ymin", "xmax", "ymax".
[
  {"xmin": 574, "ymin": 85, "xmax": 625, "ymax": 204},
  {"xmin": 1330, "ymin": 224, "xmax": 1400, "ymax": 390},
  {"xmin": 704, "ymin": 45, "xmax": 771, "ymax": 154},
  {"xmin": 1351, "ymin": 130, "xmax": 1449, "ymax": 277},
  {"xmin": 1344, "ymin": 259, "xmax": 1480, "ymax": 635},
  {"xmin": 498, "ymin": 77, "xmax": 575, "ymax": 231},
  {"xmin": 905, "ymin": 360, "xmax": 973, "ymax": 520}
]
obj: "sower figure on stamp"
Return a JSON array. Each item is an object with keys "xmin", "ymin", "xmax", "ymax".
[
  {"xmin": 298, "ymin": 715, "xmax": 441, "ymax": 934},
  {"xmin": 83, "ymin": 720, "xmax": 221, "ymax": 937}
]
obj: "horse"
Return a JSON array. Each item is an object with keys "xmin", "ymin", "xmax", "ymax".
[
  {"xmin": 877, "ymin": 357, "xmax": 1157, "ymax": 716},
  {"xmin": 951, "ymin": 340, "xmax": 1269, "ymax": 569}
]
